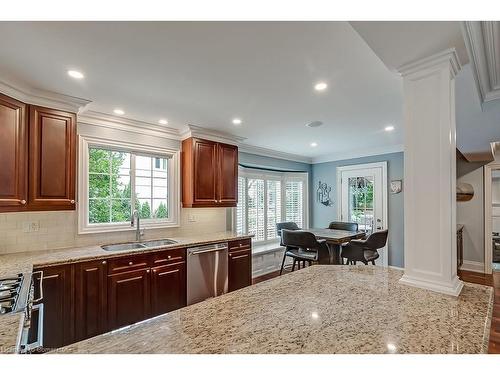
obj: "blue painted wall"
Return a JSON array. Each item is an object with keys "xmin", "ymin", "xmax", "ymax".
[{"xmin": 311, "ymin": 152, "xmax": 404, "ymax": 267}]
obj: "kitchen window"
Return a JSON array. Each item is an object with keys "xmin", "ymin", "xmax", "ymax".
[
  {"xmin": 78, "ymin": 136, "xmax": 180, "ymax": 234},
  {"xmin": 235, "ymin": 167, "xmax": 308, "ymax": 244}
]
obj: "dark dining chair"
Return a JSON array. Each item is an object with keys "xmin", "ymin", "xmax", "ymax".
[
  {"xmin": 280, "ymin": 229, "xmax": 332, "ymax": 274},
  {"xmin": 341, "ymin": 229, "xmax": 388, "ymax": 265},
  {"xmin": 328, "ymin": 221, "xmax": 359, "ymax": 232},
  {"xmin": 276, "ymin": 222, "xmax": 300, "ymax": 275}
]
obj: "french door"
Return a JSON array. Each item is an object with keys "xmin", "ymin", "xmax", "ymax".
[{"xmin": 337, "ymin": 162, "xmax": 388, "ymax": 266}]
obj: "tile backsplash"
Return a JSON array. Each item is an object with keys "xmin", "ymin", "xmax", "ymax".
[{"xmin": 0, "ymin": 208, "xmax": 228, "ymax": 255}]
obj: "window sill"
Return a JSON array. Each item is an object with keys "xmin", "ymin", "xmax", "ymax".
[
  {"xmin": 78, "ymin": 222, "xmax": 180, "ymax": 235},
  {"xmin": 252, "ymin": 240, "xmax": 284, "ymax": 256}
]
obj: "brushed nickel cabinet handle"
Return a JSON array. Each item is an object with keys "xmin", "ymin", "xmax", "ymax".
[
  {"xmin": 20, "ymin": 200, "xmax": 26, "ymax": 204},
  {"xmin": 70, "ymin": 200, "xmax": 75, "ymax": 204},
  {"xmin": 128, "ymin": 261, "xmax": 133, "ymax": 266},
  {"xmin": 102, "ymin": 260, "xmax": 107, "ymax": 265}
]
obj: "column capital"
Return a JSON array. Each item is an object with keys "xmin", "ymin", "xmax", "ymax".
[{"xmin": 397, "ymin": 48, "xmax": 462, "ymax": 78}]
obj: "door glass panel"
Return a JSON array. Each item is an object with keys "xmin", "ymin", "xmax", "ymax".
[{"xmin": 348, "ymin": 176, "xmax": 374, "ymax": 233}]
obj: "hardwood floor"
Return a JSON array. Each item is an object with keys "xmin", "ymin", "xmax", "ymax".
[
  {"xmin": 458, "ymin": 269, "xmax": 493, "ymax": 286},
  {"xmin": 253, "ymin": 268, "xmax": 500, "ymax": 354}
]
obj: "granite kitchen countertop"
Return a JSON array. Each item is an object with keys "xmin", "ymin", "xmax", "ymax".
[
  {"xmin": 0, "ymin": 231, "xmax": 253, "ymax": 353},
  {"xmin": 59, "ymin": 265, "xmax": 493, "ymax": 354}
]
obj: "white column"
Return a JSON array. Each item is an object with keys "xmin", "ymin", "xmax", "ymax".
[{"xmin": 399, "ymin": 49, "xmax": 463, "ymax": 296}]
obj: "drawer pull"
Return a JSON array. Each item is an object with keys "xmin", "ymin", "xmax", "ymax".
[
  {"xmin": 20, "ymin": 199, "xmax": 26, "ymax": 205},
  {"xmin": 102, "ymin": 260, "xmax": 107, "ymax": 265},
  {"xmin": 167, "ymin": 255, "xmax": 171, "ymax": 259},
  {"xmin": 128, "ymin": 262, "xmax": 133, "ymax": 266}
]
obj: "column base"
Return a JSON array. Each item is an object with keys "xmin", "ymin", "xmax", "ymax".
[{"xmin": 399, "ymin": 273, "xmax": 464, "ymax": 297}]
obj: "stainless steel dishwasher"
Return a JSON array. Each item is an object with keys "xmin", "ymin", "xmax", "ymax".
[{"xmin": 187, "ymin": 242, "xmax": 228, "ymax": 305}]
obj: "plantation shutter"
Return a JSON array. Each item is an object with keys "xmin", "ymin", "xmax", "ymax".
[
  {"xmin": 247, "ymin": 178, "xmax": 265, "ymax": 241},
  {"xmin": 285, "ymin": 180, "xmax": 304, "ymax": 228},
  {"xmin": 236, "ymin": 176, "xmax": 246, "ymax": 235},
  {"xmin": 266, "ymin": 180, "xmax": 282, "ymax": 240}
]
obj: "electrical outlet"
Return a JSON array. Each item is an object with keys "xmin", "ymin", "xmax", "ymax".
[{"xmin": 22, "ymin": 221, "xmax": 40, "ymax": 233}]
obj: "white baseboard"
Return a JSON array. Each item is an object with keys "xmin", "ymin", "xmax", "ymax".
[
  {"xmin": 399, "ymin": 274, "xmax": 464, "ymax": 297},
  {"xmin": 459, "ymin": 260, "xmax": 485, "ymax": 273},
  {"xmin": 388, "ymin": 265, "xmax": 404, "ymax": 271}
]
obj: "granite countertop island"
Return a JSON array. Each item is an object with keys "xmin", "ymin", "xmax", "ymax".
[
  {"xmin": 59, "ymin": 265, "xmax": 493, "ymax": 354},
  {"xmin": 0, "ymin": 231, "xmax": 253, "ymax": 353}
]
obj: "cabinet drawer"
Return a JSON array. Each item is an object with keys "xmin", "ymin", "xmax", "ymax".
[
  {"xmin": 107, "ymin": 255, "xmax": 151, "ymax": 274},
  {"xmin": 151, "ymin": 248, "xmax": 186, "ymax": 266},
  {"xmin": 228, "ymin": 238, "xmax": 251, "ymax": 253}
]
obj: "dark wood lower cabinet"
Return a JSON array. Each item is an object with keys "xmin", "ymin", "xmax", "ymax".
[
  {"xmin": 228, "ymin": 248, "xmax": 252, "ymax": 292},
  {"xmin": 151, "ymin": 261, "xmax": 187, "ymax": 316},
  {"xmin": 107, "ymin": 268, "xmax": 151, "ymax": 331},
  {"xmin": 74, "ymin": 260, "xmax": 108, "ymax": 341},
  {"xmin": 34, "ymin": 264, "xmax": 74, "ymax": 349},
  {"xmin": 34, "ymin": 242, "xmax": 251, "ymax": 350}
]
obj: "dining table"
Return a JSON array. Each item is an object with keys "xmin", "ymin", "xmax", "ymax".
[{"xmin": 304, "ymin": 228, "xmax": 366, "ymax": 264}]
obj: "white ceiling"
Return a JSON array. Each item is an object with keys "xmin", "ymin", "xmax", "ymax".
[{"xmin": 0, "ymin": 21, "xmax": 403, "ymax": 161}]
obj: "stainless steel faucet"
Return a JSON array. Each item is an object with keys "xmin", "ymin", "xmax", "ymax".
[{"xmin": 131, "ymin": 210, "xmax": 144, "ymax": 241}]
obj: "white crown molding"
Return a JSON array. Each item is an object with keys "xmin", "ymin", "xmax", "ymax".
[
  {"xmin": 181, "ymin": 124, "xmax": 247, "ymax": 145},
  {"xmin": 462, "ymin": 21, "xmax": 500, "ymax": 107},
  {"xmin": 397, "ymin": 48, "xmax": 462, "ymax": 78},
  {"xmin": 0, "ymin": 79, "xmax": 91, "ymax": 113},
  {"xmin": 238, "ymin": 143, "xmax": 313, "ymax": 164},
  {"xmin": 312, "ymin": 144, "xmax": 404, "ymax": 164},
  {"xmin": 78, "ymin": 110, "xmax": 182, "ymax": 140}
]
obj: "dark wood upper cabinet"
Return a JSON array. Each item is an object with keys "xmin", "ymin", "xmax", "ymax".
[
  {"xmin": 217, "ymin": 143, "xmax": 238, "ymax": 205},
  {"xmin": 33, "ymin": 264, "xmax": 74, "ymax": 349},
  {"xmin": 74, "ymin": 260, "xmax": 108, "ymax": 342},
  {"xmin": 28, "ymin": 105, "xmax": 76, "ymax": 210},
  {"xmin": 0, "ymin": 93, "xmax": 28, "ymax": 212},
  {"xmin": 151, "ymin": 261, "xmax": 187, "ymax": 316},
  {"xmin": 182, "ymin": 137, "xmax": 238, "ymax": 208},
  {"xmin": 107, "ymin": 268, "xmax": 151, "ymax": 331}
]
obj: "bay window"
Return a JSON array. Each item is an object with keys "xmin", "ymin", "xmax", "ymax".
[{"xmin": 235, "ymin": 167, "xmax": 308, "ymax": 243}]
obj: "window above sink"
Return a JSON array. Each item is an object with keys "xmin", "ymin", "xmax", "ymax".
[{"xmin": 78, "ymin": 135, "xmax": 180, "ymax": 234}]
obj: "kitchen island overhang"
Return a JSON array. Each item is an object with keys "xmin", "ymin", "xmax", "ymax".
[{"xmin": 57, "ymin": 265, "xmax": 493, "ymax": 354}]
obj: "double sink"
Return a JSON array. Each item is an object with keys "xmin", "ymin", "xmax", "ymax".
[{"xmin": 101, "ymin": 238, "xmax": 178, "ymax": 251}]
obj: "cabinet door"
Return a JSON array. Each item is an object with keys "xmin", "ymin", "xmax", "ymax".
[
  {"xmin": 34, "ymin": 264, "xmax": 74, "ymax": 349},
  {"xmin": 107, "ymin": 268, "xmax": 150, "ymax": 330},
  {"xmin": 74, "ymin": 260, "xmax": 108, "ymax": 341},
  {"xmin": 0, "ymin": 93, "xmax": 27, "ymax": 211},
  {"xmin": 151, "ymin": 261, "xmax": 186, "ymax": 316},
  {"xmin": 228, "ymin": 248, "xmax": 252, "ymax": 292},
  {"xmin": 28, "ymin": 105, "xmax": 76, "ymax": 210},
  {"xmin": 193, "ymin": 138, "xmax": 218, "ymax": 205},
  {"xmin": 217, "ymin": 143, "xmax": 238, "ymax": 206}
]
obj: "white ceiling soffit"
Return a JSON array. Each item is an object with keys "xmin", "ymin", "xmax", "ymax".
[
  {"xmin": 462, "ymin": 21, "xmax": 500, "ymax": 107},
  {"xmin": 350, "ymin": 21, "xmax": 468, "ymax": 72},
  {"xmin": 0, "ymin": 78, "xmax": 91, "ymax": 113},
  {"xmin": 0, "ymin": 21, "xmax": 403, "ymax": 161},
  {"xmin": 238, "ymin": 143, "xmax": 313, "ymax": 164}
]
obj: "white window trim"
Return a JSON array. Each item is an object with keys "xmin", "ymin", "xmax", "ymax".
[
  {"xmin": 234, "ymin": 166, "xmax": 309, "ymax": 245},
  {"xmin": 77, "ymin": 135, "xmax": 180, "ymax": 234}
]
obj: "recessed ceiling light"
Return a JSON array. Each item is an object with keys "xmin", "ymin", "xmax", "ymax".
[
  {"xmin": 158, "ymin": 119, "xmax": 168, "ymax": 125},
  {"xmin": 385, "ymin": 125, "xmax": 395, "ymax": 132},
  {"xmin": 314, "ymin": 82, "xmax": 328, "ymax": 91},
  {"xmin": 310, "ymin": 142, "xmax": 318, "ymax": 147},
  {"xmin": 232, "ymin": 118, "xmax": 242, "ymax": 125},
  {"xmin": 67, "ymin": 70, "xmax": 84, "ymax": 79},
  {"xmin": 113, "ymin": 109, "xmax": 125, "ymax": 115},
  {"xmin": 306, "ymin": 121, "xmax": 323, "ymax": 128}
]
